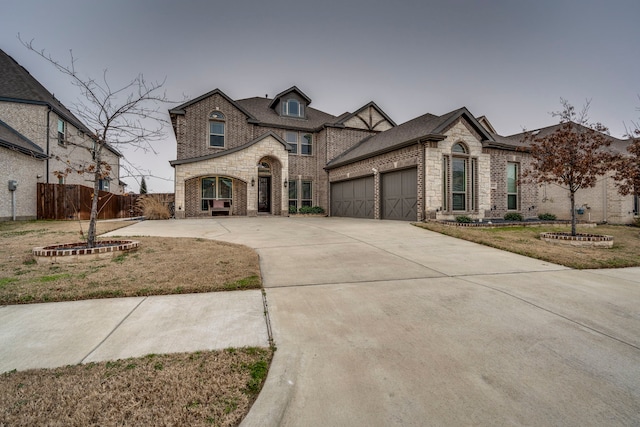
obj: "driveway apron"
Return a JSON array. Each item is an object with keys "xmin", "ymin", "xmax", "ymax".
[{"xmin": 106, "ymin": 217, "xmax": 640, "ymax": 426}]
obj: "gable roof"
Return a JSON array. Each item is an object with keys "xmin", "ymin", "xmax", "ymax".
[
  {"xmin": 326, "ymin": 107, "xmax": 494, "ymax": 169},
  {"xmin": 169, "ymin": 88, "xmax": 259, "ymax": 122},
  {"xmin": 0, "ymin": 49, "xmax": 89, "ymax": 134},
  {"xmin": 336, "ymin": 101, "xmax": 397, "ymax": 128},
  {"xmin": 268, "ymin": 86, "xmax": 312, "ymax": 109},
  {"xmin": 170, "ymin": 131, "xmax": 291, "ymax": 166},
  {"xmin": 0, "ymin": 119, "xmax": 47, "ymax": 158},
  {"xmin": 0, "ymin": 49, "xmax": 122, "ymax": 158}
]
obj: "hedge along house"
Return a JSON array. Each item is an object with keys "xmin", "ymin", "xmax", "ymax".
[{"xmin": 169, "ymin": 85, "xmax": 566, "ymax": 222}]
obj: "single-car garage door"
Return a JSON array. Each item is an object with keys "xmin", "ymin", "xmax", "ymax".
[
  {"xmin": 382, "ymin": 168, "xmax": 417, "ymax": 221},
  {"xmin": 331, "ymin": 176, "xmax": 374, "ymax": 219}
]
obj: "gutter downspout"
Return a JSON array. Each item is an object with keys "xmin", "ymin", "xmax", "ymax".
[{"xmin": 46, "ymin": 106, "xmax": 51, "ymax": 183}]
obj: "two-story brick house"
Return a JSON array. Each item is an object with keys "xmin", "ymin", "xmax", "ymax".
[
  {"xmin": 0, "ymin": 49, "xmax": 124, "ymax": 220},
  {"xmin": 169, "ymin": 85, "xmax": 637, "ymax": 224}
]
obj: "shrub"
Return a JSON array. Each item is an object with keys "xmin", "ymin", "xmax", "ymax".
[
  {"xmin": 288, "ymin": 205, "xmax": 297, "ymax": 214},
  {"xmin": 504, "ymin": 212, "xmax": 523, "ymax": 221},
  {"xmin": 455, "ymin": 215, "xmax": 472, "ymax": 223},
  {"xmin": 136, "ymin": 196, "xmax": 171, "ymax": 220},
  {"xmin": 538, "ymin": 213, "xmax": 557, "ymax": 221},
  {"xmin": 298, "ymin": 206, "xmax": 325, "ymax": 214}
]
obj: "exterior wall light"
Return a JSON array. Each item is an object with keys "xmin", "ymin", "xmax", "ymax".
[
  {"xmin": 283, "ymin": 180, "xmax": 287, "ymax": 188},
  {"xmin": 251, "ymin": 177, "xmax": 255, "ymax": 187}
]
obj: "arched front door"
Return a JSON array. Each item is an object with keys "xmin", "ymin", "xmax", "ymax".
[{"xmin": 257, "ymin": 161, "xmax": 271, "ymax": 213}]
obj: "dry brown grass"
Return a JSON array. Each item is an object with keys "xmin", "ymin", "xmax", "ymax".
[
  {"xmin": 0, "ymin": 220, "xmax": 261, "ymax": 305},
  {"xmin": 0, "ymin": 220, "xmax": 271, "ymax": 426},
  {"xmin": 415, "ymin": 222, "xmax": 640, "ymax": 269},
  {"xmin": 0, "ymin": 347, "xmax": 273, "ymax": 427}
]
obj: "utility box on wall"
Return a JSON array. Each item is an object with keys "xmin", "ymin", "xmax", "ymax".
[{"xmin": 8, "ymin": 180, "xmax": 17, "ymax": 191}]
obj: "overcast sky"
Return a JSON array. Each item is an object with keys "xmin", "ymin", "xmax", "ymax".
[{"xmin": 2, "ymin": 0, "xmax": 639, "ymax": 193}]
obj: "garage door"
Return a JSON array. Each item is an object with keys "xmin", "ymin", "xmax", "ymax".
[
  {"xmin": 382, "ymin": 168, "xmax": 417, "ymax": 221},
  {"xmin": 330, "ymin": 176, "xmax": 374, "ymax": 219}
]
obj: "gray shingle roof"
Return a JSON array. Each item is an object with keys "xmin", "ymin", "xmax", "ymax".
[
  {"xmin": 236, "ymin": 97, "xmax": 339, "ymax": 131},
  {"xmin": 0, "ymin": 119, "xmax": 47, "ymax": 158},
  {"xmin": 0, "ymin": 49, "xmax": 89, "ymax": 134},
  {"xmin": 326, "ymin": 107, "xmax": 494, "ymax": 169},
  {"xmin": 0, "ymin": 49, "xmax": 121, "ymax": 158},
  {"xmin": 498, "ymin": 122, "xmax": 631, "ymax": 154}
]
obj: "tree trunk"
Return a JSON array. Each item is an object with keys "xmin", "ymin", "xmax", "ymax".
[
  {"xmin": 86, "ymin": 149, "xmax": 101, "ymax": 248},
  {"xmin": 570, "ymin": 190, "xmax": 577, "ymax": 236}
]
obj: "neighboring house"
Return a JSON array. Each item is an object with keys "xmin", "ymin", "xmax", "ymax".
[
  {"xmin": 0, "ymin": 49, "xmax": 124, "ymax": 220},
  {"xmin": 169, "ymin": 85, "xmax": 637, "ymax": 224},
  {"xmin": 499, "ymin": 123, "xmax": 638, "ymax": 224}
]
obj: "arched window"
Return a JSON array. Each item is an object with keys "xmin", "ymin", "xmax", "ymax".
[
  {"xmin": 209, "ymin": 111, "xmax": 225, "ymax": 147},
  {"xmin": 443, "ymin": 142, "xmax": 477, "ymax": 212}
]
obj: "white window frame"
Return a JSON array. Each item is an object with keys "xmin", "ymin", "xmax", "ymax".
[
  {"xmin": 57, "ymin": 119, "xmax": 66, "ymax": 146},
  {"xmin": 209, "ymin": 111, "xmax": 225, "ymax": 148},
  {"xmin": 507, "ymin": 162, "xmax": 519, "ymax": 210},
  {"xmin": 282, "ymin": 99, "xmax": 304, "ymax": 118}
]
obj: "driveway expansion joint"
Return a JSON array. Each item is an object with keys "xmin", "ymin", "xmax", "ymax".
[{"xmin": 80, "ymin": 296, "xmax": 148, "ymax": 364}]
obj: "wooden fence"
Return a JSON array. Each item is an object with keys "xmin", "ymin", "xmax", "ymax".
[{"xmin": 37, "ymin": 183, "xmax": 140, "ymax": 220}]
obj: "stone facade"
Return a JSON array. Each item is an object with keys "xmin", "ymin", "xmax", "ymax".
[{"xmin": 174, "ymin": 135, "xmax": 289, "ymax": 218}]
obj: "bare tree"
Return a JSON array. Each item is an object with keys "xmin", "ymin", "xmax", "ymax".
[
  {"xmin": 522, "ymin": 99, "xmax": 618, "ymax": 236},
  {"xmin": 21, "ymin": 37, "xmax": 170, "ymax": 247}
]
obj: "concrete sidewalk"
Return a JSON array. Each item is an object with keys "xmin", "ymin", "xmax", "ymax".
[{"xmin": 0, "ymin": 290, "xmax": 269, "ymax": 373}]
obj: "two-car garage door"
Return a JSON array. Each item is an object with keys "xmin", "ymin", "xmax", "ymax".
[{"xmin": 330, "ymin": 168, "xmax": 417, "ymax": 221}]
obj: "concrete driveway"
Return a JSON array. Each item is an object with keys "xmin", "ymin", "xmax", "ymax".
[{"xmin": 106, "ymin": 217, "xmax": 640, "ymax": 426}]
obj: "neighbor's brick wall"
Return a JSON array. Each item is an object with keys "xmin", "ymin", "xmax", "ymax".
[
  {"xmin": 176, "ymin": 93, "xmax": 254, "ymax": 160},
  {"xmin": 484, "ymin": 147, "xmax": 538, "ymax": 219},
  {"xmin": 538, "ymin": 173, "xmax": 636, "ymax": 224},
  {"xmin": 0, "ymin": 102, "xmax": 121, "ymax": 193},
  {"xmin": 0, "ymin": 147, "xmax": 44, "ymax": 220}
]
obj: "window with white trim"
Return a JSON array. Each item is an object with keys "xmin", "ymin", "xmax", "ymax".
[
  {"xmin": 57, "ymin": 119, "xmax": 65, "ymax": 146},
  {"xmin": 201, "ymin": 176, "xmax": 233, "ymax": 210},
  {"xmin": 209, "ymin": 111, "xmax": 225, "ymax": 147},
  {"xmin": 99, "ymin": 179, "xmax": 110, "ymax": 192},
  {"xmin": 282, "ymin": 99, "xmax": 304, "ymax": 118},
  {"xmin": 288, "ymin": 179, "xmax": 313, "ymax": 208},
  {"xmin": 285, "ymin": 132, "xmax": 312, "ymax": 156}
]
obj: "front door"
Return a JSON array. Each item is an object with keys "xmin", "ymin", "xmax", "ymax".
[{"xmin": 258, "ymin": 176, "xmax": 271, "ymax": 213}]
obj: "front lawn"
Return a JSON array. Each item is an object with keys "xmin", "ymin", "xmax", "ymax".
[
  {"xmin": 0, "ymin": 220, "xmax": 261, "ymax": 305},
  {"xmin": 414, "ymin": 222, "xmax": 640, "ymax": 269}
]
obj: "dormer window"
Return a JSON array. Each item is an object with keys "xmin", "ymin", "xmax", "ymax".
[
  {"xmin": 209, "ymin": 111, "xmax": 225, "ymax": 147},
  {"xmin": 282, "ymin": 99, "xmax": 304, "ymax": 118}
]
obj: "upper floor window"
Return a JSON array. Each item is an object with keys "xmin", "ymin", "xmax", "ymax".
[
  {"xmin": 282, "ymin": 99, "xmax": 304, "ymax": 118},
  {"xmin": 209, "ymin": 111, "xmax": 225, "ymax": 147},
  {"xmin": 285, "ymin": 132, "xmax": 312, "ymax": 155},
  {"xmin": 99, "ymin": 179, "xmax": 110, "ymax": 192},
  {"xmin": 57, "ymin": 119, "xmax": 66, "ymax": 146}
]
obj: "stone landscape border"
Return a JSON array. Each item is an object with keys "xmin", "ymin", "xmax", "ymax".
[
  {"xmin": 540, "ymin": 232, "xmax": 613, "ymax": 248},
  {"xmin": 33, "ymin": 240, "xmax": 140, "ymax": 264}
]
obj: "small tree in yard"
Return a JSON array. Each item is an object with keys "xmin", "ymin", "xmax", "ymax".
[
  {"xmin": 521, "ymin": 99, "xmax": 618, "ymax": 236},
  {"xmin": 139, "ymin": 176, "xmax": 148, "ymax": 195},
  {"xmin": 22, "ymin": 38, "xmax": 170, "ymax": 248},
  {"xmin": 612, "ymin": 109, "xmax": 640, "ymax": 205}
]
